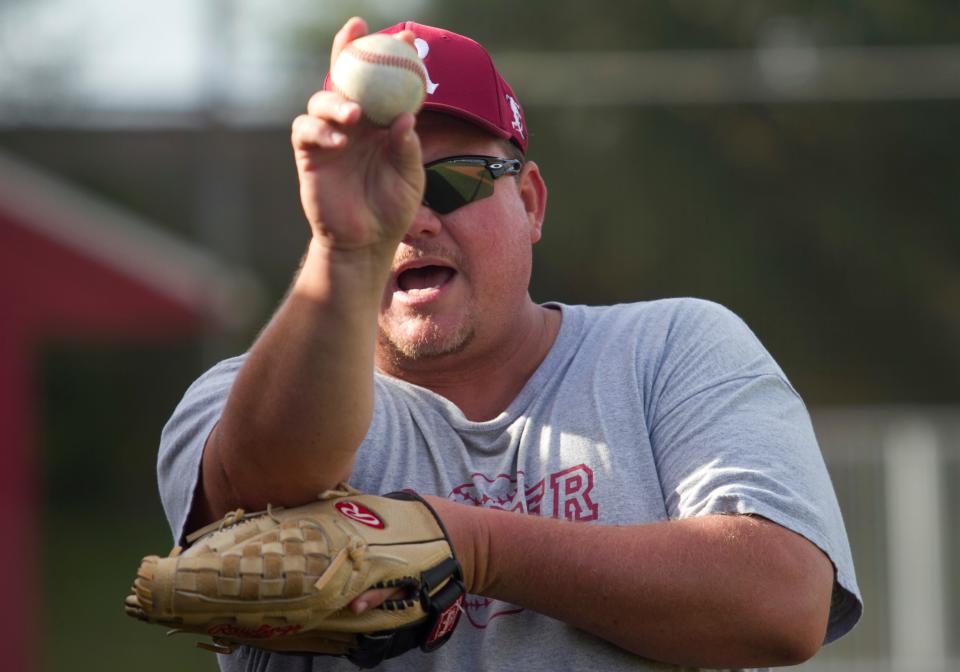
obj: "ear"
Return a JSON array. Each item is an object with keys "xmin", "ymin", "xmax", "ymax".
[{"xmin": 517, "ymin": 160, "xmax": 548, "ymax": 243}]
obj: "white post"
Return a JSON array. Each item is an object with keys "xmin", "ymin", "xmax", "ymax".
[{"xmin": 883, "ymin": 420, "xmax": 947, "ymax": 672}]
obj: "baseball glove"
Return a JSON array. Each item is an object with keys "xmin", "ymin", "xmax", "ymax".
[{"xmin": 124, "ymin": 484, "xmax": 464, "ymax": 668}]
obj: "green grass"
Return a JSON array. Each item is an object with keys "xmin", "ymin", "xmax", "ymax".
[{"xmin": 41, "ymin": 509, "xmax": 217, "ymax": 672}]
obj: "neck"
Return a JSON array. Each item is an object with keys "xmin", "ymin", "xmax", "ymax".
[{"xmin": 377, "ymin": 302, "xmax": 562, "ymax": 421}]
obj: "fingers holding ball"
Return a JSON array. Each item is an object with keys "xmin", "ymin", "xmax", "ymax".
[{"xmin": 330, "ymin": 33, "xmax": 428, "ymax": 127}]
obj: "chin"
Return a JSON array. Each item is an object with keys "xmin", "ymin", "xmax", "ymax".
[{"xmin": 379, "ymin": 316, "xmax": 475, "ymax": 361}]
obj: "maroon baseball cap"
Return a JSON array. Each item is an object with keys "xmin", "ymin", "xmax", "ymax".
[{"xmin": 325, "ymin": 21, "xmax": 528, "ymax": 154}]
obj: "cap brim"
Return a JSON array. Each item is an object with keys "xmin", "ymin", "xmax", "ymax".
[{"xmin": 421, "ymin": 101, "xmax": 512, "ymax": 142}]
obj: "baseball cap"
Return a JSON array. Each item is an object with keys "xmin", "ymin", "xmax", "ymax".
[{"xmin": 325, "ymin": 21, "xmax": 528, "ymax": 154}]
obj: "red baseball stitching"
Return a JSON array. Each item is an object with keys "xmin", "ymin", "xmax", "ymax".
[{"xmin": 345, "ymin": 43, "xmax": 427, "ymax": 87}]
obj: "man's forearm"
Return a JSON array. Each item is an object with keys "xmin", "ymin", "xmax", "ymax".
[
  {"xmin": 204, "ymin": 239, "xmax": 393, "ymax": 516},
  {"xmin": 428, "ymin": 498, "xmax": 834, "ymax": 669}
]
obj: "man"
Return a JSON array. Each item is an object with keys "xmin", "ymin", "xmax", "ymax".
[{"xmin": 159, "ymin": 17, "xmax": 862, "ymax": 671}]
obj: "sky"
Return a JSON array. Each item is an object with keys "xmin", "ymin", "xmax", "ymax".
[
  {"xmin": 2, "ymin": 0, "xmax": 953, "ymax": 123},
  {"xmin": 3, "ymin": 0, "xmax": 208, "ymax": 108},
  {"xmin": 0, "ymin": 0, "xmax": 426, "ymax": 115}
]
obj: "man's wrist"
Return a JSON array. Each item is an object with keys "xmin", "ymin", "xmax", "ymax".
[
  {"xmin": 293, "ymin": 236, "xmax": 395, "ymax": 303},
  {"xmin": 422, "ymin": 496, "xmax": 492, "ymax": 596}
]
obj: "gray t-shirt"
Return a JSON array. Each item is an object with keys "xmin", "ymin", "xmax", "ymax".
[{"xmin": 158, "ymin": 298, "xmax": 862, "ymax": 672}]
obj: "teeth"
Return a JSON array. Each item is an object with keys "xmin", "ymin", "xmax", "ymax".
[{"xmin": 397, "ymin": 266, "xmax": 454, "ymax": 293}]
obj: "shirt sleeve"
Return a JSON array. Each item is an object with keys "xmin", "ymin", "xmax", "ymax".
[
  {"xmin": 156, "ymin": 354, "xmax": 246, "ymax": 545},
  {"xmin": 647, "ymin": 299, "xmax": 862, "ymax": 644}
]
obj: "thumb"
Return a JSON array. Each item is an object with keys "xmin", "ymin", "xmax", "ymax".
[{"xmin": 386, "ymin": 113, "xmax": 423, "ymax": 185}]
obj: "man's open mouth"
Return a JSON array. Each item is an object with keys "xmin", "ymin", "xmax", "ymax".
[{"xmin": 396, "ymin": 265, "xmax": 456, "ymax": 293}]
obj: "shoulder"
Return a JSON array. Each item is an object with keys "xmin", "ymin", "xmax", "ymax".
[
  {"xmin": 185, "ymin": 353, "xmax": 248, "ymax": 396},
  {"xmin": 560, "ymin": 296, "xmax": 742, "ymax": 322},
  {"xmin": 616, "ymin": 297, "xmax": 748, "ymax": 329},
  {"xmin": 649, "ymin": 297, "xmax": 762, "ymax": 352},
  {"xmin": 569, "ymin": 298, "xmax": 786, "ymax": 388},
  {"xmin": 561, "ymin": 297, "xmax": 757, "ymax": 349}
]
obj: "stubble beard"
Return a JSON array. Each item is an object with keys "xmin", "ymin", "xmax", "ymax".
[
  {"xmin": 377, "ymin": 313, "xmax": 475, "ymax": 364},
  {"xmin": 379, "ymin": 242, "xmax": 475, "ymax": 364}
]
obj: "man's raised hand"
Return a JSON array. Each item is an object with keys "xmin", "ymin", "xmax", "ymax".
[{"xmin": 291, "ymin": 18, "xmax": 424, "ymax": 256}]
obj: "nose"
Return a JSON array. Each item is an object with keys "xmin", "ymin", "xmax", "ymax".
[{"xmin": 403, "ymin": 205, "xmax": 442, "ymax": 242}]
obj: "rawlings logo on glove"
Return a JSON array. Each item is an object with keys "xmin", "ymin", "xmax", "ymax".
[{"xmin": 124, "ymin": 484, "xmax": 464, "ymax": 668}]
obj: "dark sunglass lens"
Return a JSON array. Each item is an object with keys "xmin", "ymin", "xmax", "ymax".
[{"xmin": 424, "ymin": 162, "xmax": 495, "ymax": 214}]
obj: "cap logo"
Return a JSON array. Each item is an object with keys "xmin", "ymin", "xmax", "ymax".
[
  {"xmin": 414, "ymin": 38, "xmax": 440, "ymax": 94},
  {"xmin": 506, "ymin": 94, "xmax": 524, "ymax": 139},
  {"xmin": 334, "ymin": 501, "xmax": 385, "ymax": 528}
]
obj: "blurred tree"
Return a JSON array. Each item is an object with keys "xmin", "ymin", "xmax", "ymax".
[
  {"xmin": 287, "ymin": 1, "xmax": 960, "ymax": 55},
  {"xmin": 524, "ymin": 99, "xmax": 960, "ymax": 402}
]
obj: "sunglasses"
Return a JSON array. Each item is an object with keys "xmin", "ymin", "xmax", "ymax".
[{"xmin": 422, "ymin": 155, "xmax": 523, "ymax": 214}]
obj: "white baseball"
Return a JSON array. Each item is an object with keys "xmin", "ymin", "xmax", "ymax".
[{"xmin": 330, "ymin": 34, "xmax": 427, "ymax": 127}]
